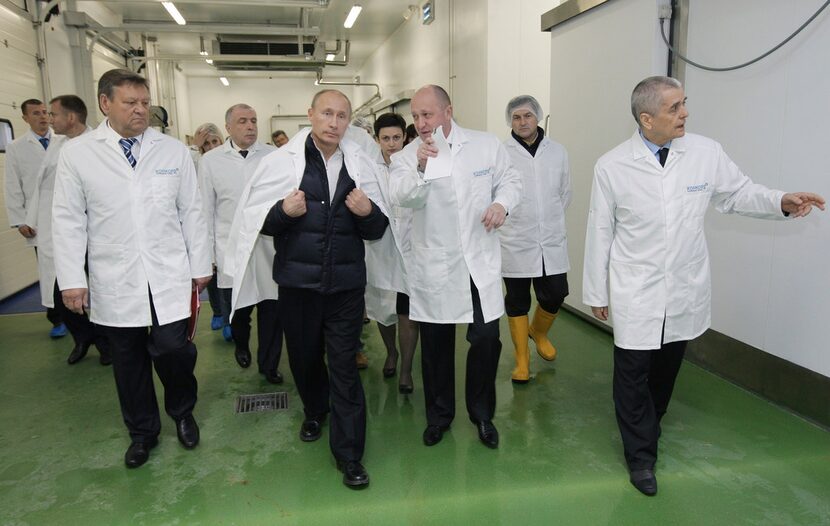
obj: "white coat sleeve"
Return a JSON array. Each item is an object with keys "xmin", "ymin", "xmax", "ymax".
[
  {"xmin": 176, "ymin": 151, "xmax": 212, "ymax": 279},
  {"xmin": 710, "ymin": 144, "xmax": 786, "ymax": 219},
  {"xmin": 51, "ymin": 149, "xmax": 89, "ymax": 290},
  {"xmin": 582, "ymin": 163, "xmax": 616, "ymax": 308},
  {"xmin": 560, "ymin": 148, "xmax": 573, "ymax": 210},
  {"xmin": 4, "ymin": 145, "xmax": 27, "ymax": 226},
  {"xmin": 25, "ymin": 164, "xmax": 46, "ymax": 230},
  {"xmin": 491, "ymin": 142, "xmax": 522, "ymax": 214},
  {"xmin": 389, "ymin": 149, "xmax": 430, "ymax": 209},
  {"xmin": 198, "ymin": 160, "xmax": 217, "ymax": 265}
]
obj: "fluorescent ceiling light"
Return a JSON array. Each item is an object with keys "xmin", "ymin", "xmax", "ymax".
[
  {"xmin": 205, "ymin": 58, "xmax": 213, "ymax": 64},
  {"xmin": 162, "ymin": 2, "xmax": 186, "ymax": 26},
  {"xmin": 343, "ymin": 5, "xmax": 362, "ymax": 29},
  {"xmin": 219, "ymin": 76, "xmax": 229, "ymax": 87},
  {"xmin": 326, "ymin": 53, "xmax": 336, "ymax": 61}
]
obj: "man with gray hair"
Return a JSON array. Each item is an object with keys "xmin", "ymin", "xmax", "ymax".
[
  {"xmin": 584, "ymin": 75, "xmax": 824, "ymax": 496},
  {"xmin": 200, "ymin": 103, "xmax": 282, "ymax": 382}
]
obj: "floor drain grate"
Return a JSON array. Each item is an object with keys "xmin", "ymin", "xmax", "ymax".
[{"xmin": 235, "ymin": 392, "xmax": 289, "ymax": 414}]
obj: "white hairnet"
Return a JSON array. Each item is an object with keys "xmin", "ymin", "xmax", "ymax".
[{"xmin": 505, "ymin": 95, "xmax": 543, "ymax": 126}]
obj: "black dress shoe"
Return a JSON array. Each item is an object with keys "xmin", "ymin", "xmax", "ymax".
[
  {"xmin": 629, "ymin": 469, "xmax": 658, "ymax": 496},
  {"xmin": 235, "ymin": 347, "xmax": 251, "ymax": 368},
  {"xmin": 476, "ymin": 420, "xmax": 499, "ymax": 449},
  {"xmin": 336, "ymin": 460, "xmax": 370, "ymax": 488},
  {"xmin": 176, "ymin": 414, "xmax": 200, "ymax": 449},
  {"xmin": 264, "ymin": 370, "xmax": 283, "ymax": 384},
  {"xmin": 67, "ymin": 342, "xmax": 92, "ymax": 365},
  {"xmin": 398, "ymin": 383, "xmax": 413, "ymax": 394},
  {"xmin": 124, "ymin": 437, "xmax": 158, "ymax": 468},
  {"xmin": 423, "ymin": 424, "xmax": 448, "ymax": 446},
  {"xmin": 300, "ymin": 418, "xmax": 323, "ymax": 442},
  {"xmin": 99, "ymin": 349, "xmax": 112, "ymax": 366}
]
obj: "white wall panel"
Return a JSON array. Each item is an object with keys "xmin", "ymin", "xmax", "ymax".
[
  {"xmin": 0, "ymin": 3, "xmax": 41, "ymax": 298},
  {"xmin": 549, "ymin": 0, "xmax": 668, "ymax": 323},
  {"xmin": 685, "ymin": 0, "xmax": 830, "ymax": 377}
]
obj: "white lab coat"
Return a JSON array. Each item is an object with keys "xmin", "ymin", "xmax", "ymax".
[
  {"xmin": 4, "ymin": 129, "xmax": 51, "ymax": 246},
  {"xmin": 224, "ymin": 127, "xmax": 387, "ymax": 315},
  {"xmin": 389, "ymin": 122, "xmax": 522, "ymax": 324},
  {"xmin": 26, "ymin": 127, "xmax": 93, "ymax": 307},
  {"xmin": 583, "ymin": 131, "xmax": 787, "ymax": 350},
  {"xmin": 499, "ymin": 134, "xmax": 572, "ymax": 277},
  {"xmin": 52, "ymin": 122, "xmax": 211, "ymax": 327},
  {"xmin": 199, "ymin": 140, "xmax": 276, "ymax": 287},
  {"xmin": 364, "ymin": 160, "xmax": 409, "ymax": 325}
]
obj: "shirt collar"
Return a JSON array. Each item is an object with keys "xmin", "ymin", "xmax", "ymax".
[
  {"xmin": 105, "ymin": 119, "xmax": 143, "ymax": 144},
  {"xmin": 639, "ymin": 129, "xmax": 671, "ymax": 155}
]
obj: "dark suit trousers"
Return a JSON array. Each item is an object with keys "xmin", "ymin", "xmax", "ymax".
[
  {"xmin": 613, "ymin": 340, "xmax": 687, "ymax": 471},
  {"xmin": 280, "ymin": 286, "xmax": 366, "ymax": 462},
  {"xmin": 97, "ymin": 297, "xmax": 198, "ymax": 443},
  {"xmin": 420, "ymin": 281, "xmax": 502, "ymax": 427},
  {"xmin": 232, "ymin": 299, "xmax": 283, "ymax": 374},
  {"xmin": 52, "ymin": 281, "xmax": 96, "ymax": 346}
]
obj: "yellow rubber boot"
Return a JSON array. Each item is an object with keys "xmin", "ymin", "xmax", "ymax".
[
  {"xmin": 529, "ymin": 307, "xmax": 558, "ymax": 361},
  {"xmin": 508, "ymin": 315, "xmax": 530, "ymax": 383}
]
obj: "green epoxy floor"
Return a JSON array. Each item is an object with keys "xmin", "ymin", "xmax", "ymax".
[{"xmin": 1, "ymin": 310, "xmax": 828, "ymax": 525}]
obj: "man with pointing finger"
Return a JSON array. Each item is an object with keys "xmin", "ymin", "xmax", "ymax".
[
  {"xmin": 389, "ymin": 85, "xmax": 522, "ymax": 449},
  {"xmin": 228, "ymin": 89, "xmax": 388, "ymax": 488}
]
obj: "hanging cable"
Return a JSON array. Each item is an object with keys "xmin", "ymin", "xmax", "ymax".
[{"xmin": 660, "ymin": 0, "xmax": 830, "ymax": 72}]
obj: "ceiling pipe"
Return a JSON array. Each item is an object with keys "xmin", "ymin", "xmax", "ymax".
[
  {"xmin": 315, "ymin": 71, "xmax": 381, "ymax": 116},
  {"xmin": 103, "ymin": 22, "xmax": 320, "ymax": 37}
]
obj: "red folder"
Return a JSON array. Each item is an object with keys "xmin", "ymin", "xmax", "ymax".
[{"xmin": 187, "ymin": 286, "xmax": 201, "ymax": 342}]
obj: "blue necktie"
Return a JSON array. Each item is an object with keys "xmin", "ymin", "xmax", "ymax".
[
  {"xmin": 119, "ymin": 137, "xmax": 138, "ymax": 168},
  {"xmin": 38, "ymin": 137, "xmax": 49, "ymax": 150}
]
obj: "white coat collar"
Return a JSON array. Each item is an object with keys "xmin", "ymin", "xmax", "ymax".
[
  {"xmin": 93, "ymin": 121, "xmax": 165, "ymax": 163},
  {"xmin": 629, "ymin": 129, "xmax": 688, "ymax": 160},
  {"xmin": 282, "ymin": 127, "xmax": 366, "ymax": 188},
  {"xmin": 222, "ymin": 139, "xmax": 266, "ymax": 156},
  {"xmin": 25, "ymin": 128, "xmax": 52, "ymax": 144}
]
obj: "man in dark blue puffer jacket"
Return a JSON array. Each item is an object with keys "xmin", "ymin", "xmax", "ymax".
[{"xmin": 259, "ymin": 89, "xmax": 388, "ymax": 489}]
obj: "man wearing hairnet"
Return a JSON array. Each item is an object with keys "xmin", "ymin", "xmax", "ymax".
[{"xmin": 498, "ymin": 95, "xmax": 571, "ymax": 384}]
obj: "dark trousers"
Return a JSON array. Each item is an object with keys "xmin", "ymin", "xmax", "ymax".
[
  {"xmin": 613, "ymin": 340, "xmax": 687, "ymax": 471},
  {"xmin": 206, "ymin": 269, "xmax": 222, "ymax": 317},
  {"xmin": 97, "ymin": 298, "xmax": 198, "ymax": 443},
  {"xmin": 280, "ymin": 287, "xmax": 366, "ymax": 462},
  {"xmin": 503, "ymin": 269, "xmax": 569, "ymax": 317},
  {"xmin": 52, "ymin": 281, "xmax": 96, "ymax": 346},
  {"xmin": 232, "ymin": 299, "xmax": 283, "ymax": 374},
  {"xmin": 420, "ymin": 281, "xmax": 502, "ymax": 427}
]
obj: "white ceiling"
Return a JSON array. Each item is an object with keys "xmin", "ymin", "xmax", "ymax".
[{"xmin": 93, "ymin": 0, "xmax": 418, "ymax": 78}]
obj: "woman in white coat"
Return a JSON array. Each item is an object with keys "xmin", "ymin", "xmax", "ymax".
[
  {"xmin": 499, "ymin": 95, "xmax": 572, "ymax": 384},
  {"xmin": 365, "ymin": 113, "xmax": 418, "ymax": 393}
]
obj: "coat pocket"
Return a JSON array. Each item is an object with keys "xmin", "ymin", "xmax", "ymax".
[
  {"xmin": 411, "ymin": 245, "xmax": 450, "ymax": 292},
  {"xmin": 88, "ymin": 243, "xmax": 126, "ymax": 296}
]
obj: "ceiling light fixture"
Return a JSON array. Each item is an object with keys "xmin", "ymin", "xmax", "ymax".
[
  {"xmin": 162, "ymin": 2, "xmax": 186, "ymax": 26},
  {"xmin": 343, "ymin": 5, "xmax": 362, "ymax": 29},
  {"xmin": 205, "ymin": 58, "xmax": 213, "ymax": 64},
  {"xmin": 326, "ymin": 53, "xmax": 336, "ymax": 61},
  {"xmin": 219, "ymin": 76, "xmax": 229, "ymax": 87}
]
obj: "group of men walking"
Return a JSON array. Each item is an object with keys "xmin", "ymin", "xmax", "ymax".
[{"xmin": 4, "ymin": 68, "xmax": 823, "ymax": 495}]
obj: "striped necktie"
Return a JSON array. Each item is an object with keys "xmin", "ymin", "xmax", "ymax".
[{"xmin": 119, "ymin": 137, "xmax": 138, "ymax": 168}]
